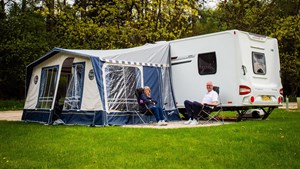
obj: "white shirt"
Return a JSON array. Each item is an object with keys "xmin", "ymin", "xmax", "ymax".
[{"xmin": 202, "ymin": 90, "xmax": 219, "ymax": 104}]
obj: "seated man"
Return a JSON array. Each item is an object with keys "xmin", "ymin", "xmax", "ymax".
[{"xmin": 184, "ymin": 81, "xmax": 219, "ymax": 125}]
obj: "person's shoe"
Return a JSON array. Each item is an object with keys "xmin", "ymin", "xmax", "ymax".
[
  {"xmin": 158, "ymin": 120, "xmax": 162, "ymax": 126},
  {"xmin": 158, "ymin": 120, "xmax": 165, "ymax": 126},
  {"xmin": 161, "ymin": 120, "xmax": 168, "ymax": 126},
  {"xmin": 184, "ymin": 118, "xmax": 192, "ymax": 125},
  {"xmin": 190, "ymin": 119, "xmax": 198, "ymax": 125}
]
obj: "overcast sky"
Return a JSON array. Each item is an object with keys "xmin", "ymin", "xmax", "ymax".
[{"xmin": 204, "ymin": 0, "xmax": 220, "ymax": 9}]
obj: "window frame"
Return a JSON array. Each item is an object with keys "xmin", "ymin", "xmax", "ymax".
[
  {"xmin": 103, "ymin": 64, "xmax": 143, "ymax": 112},
  {"xmin": 63, "ymin": 62, "xmax": 85, "ymax": 110},
  {"xmin": 197, "ymin": 52, "xmax": 217, "ymax": 75},
  {"xmin": 36, "ymin": 65, "xmax": 59, "ymax": 109},
  {"xmin": 252, "ymin": 52, "xmax": 266, "ymax": 75}
]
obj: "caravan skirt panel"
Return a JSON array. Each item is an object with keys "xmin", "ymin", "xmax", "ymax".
[
  {"xmin": 107, "ymin": 110, "xmax": 180, "ymax": 125},
  {"xmin": 61, "ymin": 110, "xmax": 106, "ymax": 126},
  {"xmin": 22, "ymin": 109, "xmax": 51, "ymax": 123},
  {"xmin": 107, "ymin": 111, "xmax": 156, "ymax": 125},
  {"xmin": 165, "ymin": 109, "xmax": 181, "ymax": 121}
]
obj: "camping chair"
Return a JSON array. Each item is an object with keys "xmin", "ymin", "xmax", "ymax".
[
  {"xmin": 197, "ymin": 86, "xmax": 224, "ymax": 124},
  {"xmin": 134, "ymin": 88, "xmax": 154, "ymax": 124}
]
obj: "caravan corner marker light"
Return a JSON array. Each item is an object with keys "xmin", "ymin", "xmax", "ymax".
[
  {"xmin": 250, "ymin": 96, "xmax": 255, "ymax": 104},
  {"xmin": 278, "ymin": 96, "xmax": 283, "ymax": 104}
]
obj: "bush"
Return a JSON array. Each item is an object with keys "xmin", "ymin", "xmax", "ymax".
[{"xmin": 0, "ymin": 100, "xmax": 24, "ymax": 111}]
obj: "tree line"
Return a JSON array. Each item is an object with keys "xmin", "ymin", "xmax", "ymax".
[{"xmin": 0, "ymin": 0, "xmax": 299, "ymax": 100}]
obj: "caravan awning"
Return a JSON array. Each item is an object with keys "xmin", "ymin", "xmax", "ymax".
[
  {"xmin": 25, "ymin": 42, "xmax": 170, "ymax": 96},
  {"xmin": 56, "ymin": 42, "xmax": 170, "ymax": 67}
]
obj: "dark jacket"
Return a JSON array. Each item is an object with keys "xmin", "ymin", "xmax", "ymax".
[{"xmin": 139, "ymin": 93, "xmax": 157, "ymax": 109}]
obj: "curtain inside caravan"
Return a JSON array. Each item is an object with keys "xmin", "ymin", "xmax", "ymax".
[
  {"xmin": 104, "ymin": 65, "xmax": 142, "ymax": 112},
  {"xmin": 63, "ymin": 63, "xmax": 85, "ymax": 110}
]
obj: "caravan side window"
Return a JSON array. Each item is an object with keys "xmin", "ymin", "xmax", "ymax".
[
  {"xmin": 252, "ymin": 52, "xmax": 266, "ymax": 75},
  {"xmin": 198, "ymin": 52, "xmax": 217, "ymax": 75},
  {"xmin": 104, "ymin": 65, "xmax": 142, "ymax": 112},
  {"xmin": 36, "ymin": 66, "xmax": 59, "ymax": 109},
  {"xmin": 63, "ymin": 63, "xmax": 85, "ymax": 110}
]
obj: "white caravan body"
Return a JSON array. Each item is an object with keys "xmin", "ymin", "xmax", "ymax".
[{"xmin": 170, "ymin": 30, "xmax": 283, "ymax": 110}]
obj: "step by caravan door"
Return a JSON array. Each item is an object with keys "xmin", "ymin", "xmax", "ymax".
[{"xmin": 238, "ymin": 31, "xmax": 283, "ymax": 106}]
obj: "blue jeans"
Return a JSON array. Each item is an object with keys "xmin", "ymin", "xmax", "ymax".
[{"xmin": 150, "ymin": 106, "xmax": 165, "ymax": 122}]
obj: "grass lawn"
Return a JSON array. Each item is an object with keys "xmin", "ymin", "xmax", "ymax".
[{"xmin": 0, "ymin": 109, "xmax": 299, "ymax": 169}]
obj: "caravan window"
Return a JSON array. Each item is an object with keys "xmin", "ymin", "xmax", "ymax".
[
  {"xmin": 252, "ymin": 52, "xmax": 266, "ymax": 75},
  {"xmin": 63, "ymin": 63, "xmax": 85, "ymax": 110},
  {"xmin": 36, "ymin": 66, "xmax": 59, "ymax": 109},
  {"xmin": 105, "ymin": 65, "xmax": 142, "ymax": 112},
  {"xmin": 198, "ymin": 52, "xmax": 217, "ymax": 75}
]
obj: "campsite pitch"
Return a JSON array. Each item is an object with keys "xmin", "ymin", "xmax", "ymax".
[
  {"xmin": 1, "ymin": 109, "xmax": 299, "ymax": 169},
  {"xmin": 0, "ymin": 110, "xmax": 230, "ymax": 128},
  {"xmin": 0, "ymin": 111, "xmax": 22, "ymax": 121},
  {"xmin": 122, "ymin": 121, "xmax": 231, "ymax": 129}
]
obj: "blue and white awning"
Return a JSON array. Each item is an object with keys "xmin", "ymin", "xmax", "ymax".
[
  {"xmin": 52, "ymin": 42, "xmax": 170, "ymax": 68},
  {"xmin": 101, "ymin": 59, "xmax": 169, "ymax": 67}
]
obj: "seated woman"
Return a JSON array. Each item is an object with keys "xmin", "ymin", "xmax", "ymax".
[{"xmin": 140, "ymin": 86, "xmax": 167, "ymax": 126}]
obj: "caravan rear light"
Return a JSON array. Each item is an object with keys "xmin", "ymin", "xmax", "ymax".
[
  {"xmin": 239, "ymin": 85, "xmax": 251, "ymax": 95},
  {"xmin": 280, "ymin": 88, "xmax": 283, "ymax": 96},
  {"xmin": 250, "ymin": 96, "xmax": 255, "ymax": 103},
  {"xmin": 278, "ymin": 97, "xmax": 283, "ymax": 104}
]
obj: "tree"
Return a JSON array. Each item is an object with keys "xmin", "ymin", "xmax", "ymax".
[
  {"xmin": 187, "ymin": 8, "xmax": 224, "ymax": 37},
  {"xmin": 0, "ymin": 0, "xmax": 205, "ymax": 99},
  {"xmin": 43, "ymin": 0, "xmax": 203, "ymax": 49},
  {"xmin": 215, "ymin": 0, "xmax": 279, "ymax": 35},
  {"xmin": 271, "ymin": 14, "xmax": 300, "ymax": 97},
  {"xmin": 215, "ymin": 0, "xmax": 300, "ymax": 98},
  {"xmin": 0, "ymin": 0, "xmax": 5, "ymax": 19},
  {"xmin": 271, "ymin": 0, "xmax": 300, "ymax": 17},
  {"xmin": 0, "ymin": 2, "xmax": 53, "ymax": 99}
]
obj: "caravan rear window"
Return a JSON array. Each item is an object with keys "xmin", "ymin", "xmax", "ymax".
[
  {"xmin": 252, "ymin": 52, "xmax": 266, "ymax": 75},
  {"xmin": 198, "ymin": 52, "xmax": 217, "ymax": 75}
]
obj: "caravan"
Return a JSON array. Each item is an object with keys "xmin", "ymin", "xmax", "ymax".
[
  {"xmin": 22, "ymin": 30, "xmax": 283, "ymax": 125},
  {"xmin": 170, "ymin": 30, "xmax": 283, "ymax": 120}
]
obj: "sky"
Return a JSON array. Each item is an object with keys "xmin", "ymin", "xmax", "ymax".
[{"xmin": 204, "ymin": 0, "xmax": 220, "ymax": 9}]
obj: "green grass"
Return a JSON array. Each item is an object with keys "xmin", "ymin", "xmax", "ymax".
[
  {"xmin": 0, "ymin": 100, "xmax": 24, "ymax": 111},
  {"xmin": 0, "ymin": 109, "xmax": 299, "ymax": 169}
]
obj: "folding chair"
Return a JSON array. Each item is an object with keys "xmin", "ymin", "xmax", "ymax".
[
  {"xmin": 133, "ymin": 88, "xmax": 154, "ymax": 124},
  {"xmin": 198, "ymin": 86, "xmax": 224, "ymax": 124}
]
